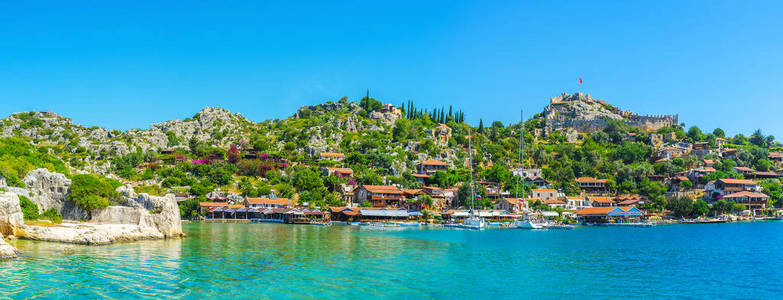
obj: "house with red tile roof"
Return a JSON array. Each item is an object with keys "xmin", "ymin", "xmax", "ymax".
[
  {"xmin": 319, "ymin": 152, "xmax": 345, "ymax": 161},
  {"xmin": 494, "ymin": 198, "xmax": 527, "ymax": 212},
  {"xmin": 588, "ymin": 196, "xmax": 616, "ymax": 207},
  {"xmin": 722, "ymin": 191, "xmax": 768, "ymax": 212},
  {"xmin": 576, "ymin": 177, "xmax": 608, "ymax": 193},
  {"xmin": 530, "ymin": 188, "xmax": 559, "ymax": 201},
  {"xmin": 355, "ymin": 185, "xmax": 404, "ymax": 208},
  {"xmin": 418, "ymin": 159, "xmax": 448, "ymax": 175}
]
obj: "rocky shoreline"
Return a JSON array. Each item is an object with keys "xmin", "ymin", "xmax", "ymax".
[{"xmin": 0, "ymin": 169, "xmax": 183, "ymax": 258}]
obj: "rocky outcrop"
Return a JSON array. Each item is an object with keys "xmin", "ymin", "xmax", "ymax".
[
  {"xmin": 91, "ymin": 192, "xmax": 183, "ymax": 238},
  {"xmin": 0, "ymin": 232, "xmax": 17, "ymax": 258},
  {"xmin": 543, "ymin": 92, "xmax": 677, "ymax": 134},
  {"xmin": 18, "ymin": 222, "xmax": 164, "ymax": 245},
  {"xmin": 0, "ymin": 193, "xmax": 24, "ymax": 236},
  {"xmin": 0, "ymin": 169, "xmax": 183, "ymax": 245},
  {"xmin": 22, "ymin": 168, "xmax": 72, "ymax": 213}
]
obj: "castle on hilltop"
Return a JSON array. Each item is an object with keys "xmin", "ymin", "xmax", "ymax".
[{"xmin": 544, "ymin": 92, "xmax": 678, "ymax": 134}]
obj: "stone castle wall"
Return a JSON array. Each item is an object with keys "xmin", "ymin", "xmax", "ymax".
[{"xmin": 546, "ymin": 114, "xmax": 678, "ymax": 133}]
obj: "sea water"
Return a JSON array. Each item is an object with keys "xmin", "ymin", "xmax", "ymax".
[{"xmin": 2, "ymin": 221, "xmax": 783, "ymax": 299}]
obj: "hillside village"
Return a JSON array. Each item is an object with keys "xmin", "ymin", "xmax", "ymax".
[{"xmin": 1, "ymin": 92, "xmax": 782, "ymax": 227}]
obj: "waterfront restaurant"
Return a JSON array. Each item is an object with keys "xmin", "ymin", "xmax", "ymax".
[
  {"xmin": 245, "ymin": 197, "xmax": 291, "ymax": 209},
  {"xmin": 329, "ymin": 207, "xmax": 361, "ymax": 221},
  {"xmin": 200, "ymin": 202, "xmax": 229, "ymax": 215},
  {"xmin": 357, "ymin": 208, "xmax": 410, "ymax": 222},
  {"xmin": 575, "ymin": 206, "xmax": 644, "ymax": 224}
]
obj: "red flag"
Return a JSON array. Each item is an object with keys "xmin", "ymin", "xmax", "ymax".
[{"xmin": 578, "ymin": 77, "xmax": 583, "ymax": 84}]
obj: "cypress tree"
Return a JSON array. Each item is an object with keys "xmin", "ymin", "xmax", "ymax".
[
  {"xmin": 448, "ymin": 106, "xmax": 453, "ymax": 122},
  {"xmin": 439, "ymin": 107, "xmax": 445, "ymax": 123},
  {"xmin": 478, "ymin": 119, "xmax": 484, "ymax": 133}
]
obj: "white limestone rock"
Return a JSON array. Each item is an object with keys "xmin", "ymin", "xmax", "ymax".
[
  {"xmin": 19, "ymin": 222, "xmax": 164, "ymax": 245},
  {"xmin": 22, "ymin": 168, "xmax": 72, "ymax": 213},
  {"xmin": 0, "ymin": 232, "xmax": 18, "ymax": 258},
  {"xmin": 0, "ymin": 192, "xmax": 24, "ymax": 236}
]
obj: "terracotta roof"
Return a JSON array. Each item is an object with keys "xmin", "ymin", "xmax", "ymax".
[
  {"xmin": 327, "ymin": 167, "xmax": 353, "ymax": 174},
  {"xmin": 329, "ymin": 207, "xmax": 347, "ymax": 213},
  {"xmin": 754, "ymin": 171, "xmax": 780, "ymax": 177},
  {"xmin": 723, "ymin": 191, "xmax": 768, "ymax": 199},
  {"xmin": 589, "ymin": 196, "xmax": 614, "ymax": 203},
  {"xmin": 403, "ymin": 189, "xmax": 423, "ymax": 196},
  {"xmin": 769, "ymin": 152, "xmax": 783, "ymax": 159},
  {"xmin": 502, "ymin": 198, "xmax": 524, "ymax": 204},
  {"xmin": 200, "ymin": 202, "xmax": 228, "ymax": 207},
  {"xmin": 566, "ymin": 196, "xmax": 585, "ymax": 200},
  {"xmin": 246, "ymin": 198, "xmax": 291, "ymax": 205},
  {"xmin": 618, "ymin": 199, "xmax": 641, "ymax": 206},
  {"xmin": 717, "ymin": 178, "xmax": 756, "ymax": 185},
  {"xmin": 614, "ymin": 194, "xmax": 647, "ymax": 201},
  {"xmin": 532, "ymin": 188, "xmax": 557, "ymax": 192},
  {"xmin": 675, "ymin": 176, "xmax": 690, "ymax": 182},
  {"xmin": 734, "ymin": 167, "xmax": 755, "ymax": 172},
  {"xmin": 703, "ymin": 159, "xmax": 715, "ymax": 164},
  {"xmin": 420, "ymin": 159, "xmax": 448, "ymax": 166},
  {"xmin": 362, "ymin": 185, "xmax": 402, "ymax": 194},
  {"xmin": 545, "ymin": 199, "xmax": 566, "ymax": 204},
  {"xmin": 659, "ymin": 147, "xmax": 684, "ymax": 152},
  {"xmin": 575, "ymin": 206, "xmax": 617, "ymax": 216},
  {"xmin": 411, "ymin": 174, "xmax": 430, "ymax": 178},
  {"xmin": 576, "ymin": 177, "xmax": 607, "ymax": 183},
  {"xmin": 229, "ymin": 205, "xmax": 245, "ymax": 209},
  {"xmin": 319, "ymin": 152, "xmax": 345, "ymax": 158}
]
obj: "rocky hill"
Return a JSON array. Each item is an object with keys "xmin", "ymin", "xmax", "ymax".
[{"xmin": 542, "ymin": 92, "xmax": 678, "ymax": 136}]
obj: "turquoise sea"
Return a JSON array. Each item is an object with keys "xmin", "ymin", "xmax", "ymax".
[{"xmin": 2, "ymin": 221, "xmax": 783, "ymax": 299}]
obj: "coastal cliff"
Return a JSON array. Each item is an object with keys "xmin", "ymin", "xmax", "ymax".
[
  {"xmin": 0, "ymin": 169, "xmax": 183, "ymax": 246},
  {"xmin": 0, "ymin": 193, "xmax": 23, "ymax": 258}
]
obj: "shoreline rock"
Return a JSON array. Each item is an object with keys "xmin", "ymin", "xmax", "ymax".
[
  {"xmin": 0, "ymin": 170, "xmax": 183, "ymax": 247},
  {"xmin": 0, "ymin": 232, "xmax": 18, "ymax": 258},
  {"xmin": 18, "ymin": 222, "xmax": 166, "ymax": 245}
]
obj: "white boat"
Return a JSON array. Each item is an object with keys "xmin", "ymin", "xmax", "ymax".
[
  {"xmin": 309, "ymin": 221, "xmax": 332, "ymax": 226},
  {"xmin": 444, "ymin": 217, "xmax": 485, "ymax": 230},
  {"xmin": 514, "ymin": 219, "xmax": 548, "ymax": 229}
]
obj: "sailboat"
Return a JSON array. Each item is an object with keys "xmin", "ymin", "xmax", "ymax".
[
  {"xmin": 513, "ymin": 109, "xmax": 550, "ymax": 230},
  {"xmin": 445, "ymin": 127, "xmax": 485, "ymax": 230}
]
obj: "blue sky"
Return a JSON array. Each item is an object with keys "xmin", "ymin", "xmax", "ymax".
[{"xmin": 1, "ymin": 1, "xmax": 781, "ymax": 138}]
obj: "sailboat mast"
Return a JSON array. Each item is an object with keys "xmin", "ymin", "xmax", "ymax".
[
  {"xmin": 468, "ymin": 127, "xmax": 476, "ymax": 214},
  {"xmin": 520, "ymin": 110, "xmax": 525, "ymax": 201}
]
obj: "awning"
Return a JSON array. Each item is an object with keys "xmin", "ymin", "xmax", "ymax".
[
  {"xmin": 360, "ymin": 209, "xmax": 409, "ymax": 217},
  {"xmin": 408, "ymin": 211, "xmax": 423, "ymax": 216}
]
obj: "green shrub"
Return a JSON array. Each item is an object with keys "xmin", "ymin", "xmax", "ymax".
[
  {"xmin": 41, "ymin": 208, "xmax": 62, "ymax": 223},
  {"xmin": 68, "ymin": 174, "xmax": 121, "ymax": 211},
  {"xmin": 19, "ymin": 195, "xmax": 39, "ymax": 220},
  {"xmin": 0, "ymin": 137, "xmax": 70, "ymax": 187}
]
